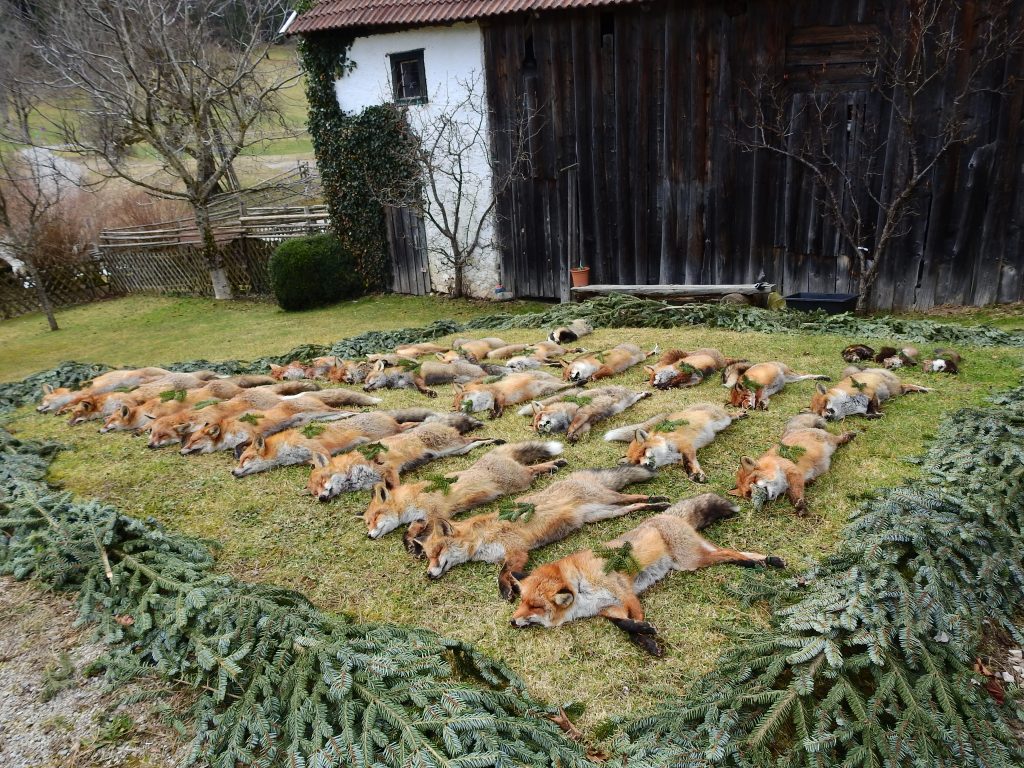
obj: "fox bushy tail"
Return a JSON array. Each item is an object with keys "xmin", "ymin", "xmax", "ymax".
[
  {"xmin": 497, "ymin": 440, "xmax": 564, "ymax": 464},
  {"xmin": 665, "ymin": 493, "xmax": 739, "ymax": 530}
]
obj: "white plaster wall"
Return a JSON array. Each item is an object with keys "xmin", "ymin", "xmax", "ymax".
[{"xmin": 335, "ymin": 23, "xmax": 500, "ymax": 299}]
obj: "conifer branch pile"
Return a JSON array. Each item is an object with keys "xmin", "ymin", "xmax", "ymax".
[
  {"xmin": 611, "ymin": 383, "xmax": 1024, "ymax": 767},
  {"xmin": 0, "ymin": 431, "xmax": 589, "ymax": 768}
]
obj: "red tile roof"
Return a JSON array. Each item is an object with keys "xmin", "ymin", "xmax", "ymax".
[{"xmin": 290, "ymin": 0, "xmax": 641, "ymax": 34}]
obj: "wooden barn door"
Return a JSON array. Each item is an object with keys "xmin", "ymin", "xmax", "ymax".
[{"xmin": 385, "ymin": 206, "xmax": 431, "ymax": 295}]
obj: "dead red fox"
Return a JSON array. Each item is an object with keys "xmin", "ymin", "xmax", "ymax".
[
  {"xmin": 729, "ymin": 414, "xmax": 855, "ymax": 513},
  {"xmin": 645, "ymin": 348, "xmax": 736, "ymax": 389},
  {"xmin": 99, "ymin": 376, "xmax": 276, "ymax": 433},
  {"xmin": 606, "ymin": 404, "xmax": 738, "ymax": 481},
  {"xmin": 178, "ymin": 390, "xmax": 379, "ymax": 455},
  {"xmin": 722, "ymin": 361, "xmax": 829, "ymax": 410},
  {"xmin": 145, "ymin": 382, "xmax": 319, "ymax": 448},
  {"xmin": 510, "ymin": 494, "xmax": 784, "ymax": 655},
  {"xmin": 453, "ymin": 371, "xmax": 570, "ymax": 418},
  {"xmin": 414, "ymin": 465, "xmax": 670, "ymax": 598},
  {"xmin": 38, "ymin": 367, "xmax": 175, "ymax": 414},
  {"xmin": 231, "ymin": 408, "xmax": 437, "ymax": 477},
  {"xmin": 305, "ymin": 414, "xmax": 493, "ymax": 500},
  {"xmin": 363, "ymin": 359, "xmax": 489, "ymax": 397},
  {"xmin": 810, "ymin": 367, "xmax": 930, "ymax": 420},
  {"xmin": 363, "ymin": 441, "xmax": 567, "ymax": 539},
  {"xmin": 65, "ymin": 371, "xmax": 220, "ymax": 426},
  {"xmin": 519, "ymin": 386, "xmax": 651, "ymax": 443},
  {"xmin": 561, "ymin": 343, "xmax": 656, "ymax": 384}
]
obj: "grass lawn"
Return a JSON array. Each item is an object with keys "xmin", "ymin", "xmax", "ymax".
[
  {"xmin": 5, "ymin": 301, "xmax": 1023, "ymax": 733},
  {"xmin": 0, "ymin": 295, "xmax": 548, "ymax": 382}
]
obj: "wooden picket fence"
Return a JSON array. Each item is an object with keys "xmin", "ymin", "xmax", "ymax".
[{"xmin": 0, "ymin": 255, "xmax": 113, "ymax": 320}]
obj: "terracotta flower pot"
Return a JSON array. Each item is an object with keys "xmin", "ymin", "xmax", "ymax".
[{"xmin": 570, "ymin": 266, "xmax": 591, "ymax": 287}]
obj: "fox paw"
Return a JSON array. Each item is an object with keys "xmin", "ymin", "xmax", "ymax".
[
  {"xmin": 793, "ymin": 499, "xmax": 808, "ymax": 515},
  {"xmin": 498, "ymin": 576, "xmax": 520, "ymax": 602},
  {"xmin": 611, "ymin": 618, "xmax": 658, "ymax": 635},
  {"xmin": 423, "ymin": 390, "xmax": 439, "ymax": 399},
  {"xmin": 552, "ymin": 459, "xmax": 569, "ymax": 469},
  {"xmin": 765, "ymin": 555, "xmax": 786, "ymax": 569},
  {"xmin": 689, "ymin": 471, "xmax": 707, "ymax": 483},
  {"xmin": 628, "ymin": 631, "xmax": 664, "ymax": 657},
  {"xmin": 647, "ymin": 495, "xmax": 671, "ymax": 503}
]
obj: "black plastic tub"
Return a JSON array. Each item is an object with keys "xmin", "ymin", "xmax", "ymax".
[{"xmin": 784, "ymin": 292, "xmax": 859, "ymax": 314}]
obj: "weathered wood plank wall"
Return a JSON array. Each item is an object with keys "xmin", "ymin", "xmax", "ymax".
[{"xmin": 482, "ymin": 0, "xmax": 1024, "ymax": 309}]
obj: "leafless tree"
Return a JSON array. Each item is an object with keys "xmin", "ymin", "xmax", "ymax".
[
  {"xmin": 0, "ymin": 148, "xmax": 73, "ymax": 330},
  {"xmin": 371, "ymin": 73, "xmax": 533, "ymax": 298},
  {"xmin": 20, "ymin": 0, "xmax": 299, "ymax": 299},
  {"xmin": 0, "ymin": 2, "xmax": 46, "ymax": 143},
  {"xmin": 737, "ymin": 0, "xmax": 1022, "ymax": 310}
]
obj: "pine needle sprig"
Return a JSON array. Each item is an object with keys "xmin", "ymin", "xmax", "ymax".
[
  {"xmin": 424, "ymin": 474, "xmax": 458, "ymax": 496},
  {"xmin": 238, "ymin": 412, "xmax": 264, "ymax": 426},
  {"xmin": 192, "ymin": 399, "xmax": 221, "ymax": 410},
  {"xmin": 498, "ymin": 501, "xmax": 536, "ymax": 523},
  {"xmin": 560, "ymin": 395, "xmax": 593, "ymax": 407},
  {"xmin": 654, "ymin": 418, "xmax": 690, "ymax": 433},
  {"xmin": 777, "ymin": 444, "xmax": 807, "ymax": 463},
  {"xmin": 302, "ymin": 423, "xmax": 326, "ymax": 439},
  {"xmin": 159, "ymin": 389, "xmax": 188, "ymax": 402},
  {"xmin": 593, "ymin": 542, "xmax": 642, "ymax": 576},
  {"xmin": 356, "ymin": 443, "xmax": 388, "ymax": 461}
]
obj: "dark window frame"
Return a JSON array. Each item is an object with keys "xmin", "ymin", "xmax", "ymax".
[{"xmin": 389, "ymin": 49, "xmax": 428, "ymax": 105}]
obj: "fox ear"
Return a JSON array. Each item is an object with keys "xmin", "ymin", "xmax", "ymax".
[
  {"xmin": 311, "ymin": 452, "xmax": 329, "ymax": 468},
  {"xmin": 453, "ymin": 383, "xmax": 464, "ymax": 394},
  {"xmin": 269, "ymin": 364, "xmax": 283, "ymax": 372},
  {"xmin": 375, "ymin": 483, "xmax": 389, "ymax": 501},
  {"xmin": 553, "ymin": 589, "xmax": 574, "ymax": 607},
  {"xmin": 438, "ymin": 518, "xmax": 454, "ymax": 537},
  {"xmin": 233, "ymin": 441, "xmax": 250, "ymax": 460},
  {"xmin": 643, "ymin": 365, "xmax": 654, "ymax": 375},
  {"xmin": 254, "ymin": 434, "xmax": 265, "ymax": 451},
  {"xmin": 81, "ymin": 400, "xmax": 93, "ymax": 412},
  {"xmin": 740, "ymin": 456, "xmax": 756, "ymax": 470},
  {"xmin": 558, "ymin": 359, "xmax": 570, "ymax": 368},
  {"xmin": 816, "ymin": 382, "xmax": 828, "ymax": 394},
  {"xmin": 173, "ymin": 423, "xmax": 190, "ymax": 435},
  {"xmin": 208, "ymin": 424, "xmax": 221, "ymax": 437},
  {"xmin": 120, "ymin": 405, "xmax": 130, "ymax": 418},
  {"xmin": 42, "ymin": 383, "xmax": 54, "ymax": 395},
  {"xmin": 383, "ymin": 468, "xmax": 399, "ymax": 490},
  {"xmin": 727, "ymin": 487, "xmax": 743, "ymax": 497},
  {"xmin": 531, "ymin": 401, "xmax": 542, "ymax": 414},
  {"xmin": 374, "ymin": 359, "xmax": 386, "ymax": 372},
  {"xmin": 634, "ymin": 429, "xmax": 649, "ymax": 443}
]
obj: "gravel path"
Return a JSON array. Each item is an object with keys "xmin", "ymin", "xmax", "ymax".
[{"xmin": 0, "ymin": 578, "xmax": 192, "ymax": 768}]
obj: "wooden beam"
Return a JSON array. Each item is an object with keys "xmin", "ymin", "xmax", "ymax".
[{"xmin": 571, "ymin": 283, "xmax": 774, "ymax": 298}]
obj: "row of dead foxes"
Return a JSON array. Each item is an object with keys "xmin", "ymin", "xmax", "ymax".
[{"xmin": 36, "ymin": 325, "xmax": 939, "ymax": 655}]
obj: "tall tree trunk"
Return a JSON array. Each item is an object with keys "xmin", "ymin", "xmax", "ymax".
[
  {"xmin": 194, "ymin": 201, "xmax": 232, "ymax": 300},
  {"xmin": 452, "ymin": 260, "xmax": 464, "ymax": 298},
  {"xmin": 26, "ymin": 258, "xmax": 58, "ymax": 331}
]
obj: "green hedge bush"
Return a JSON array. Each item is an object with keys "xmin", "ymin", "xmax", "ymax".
[{"xmin": 268, "ymin": 233, "xmax": 362, "ymax": 311}]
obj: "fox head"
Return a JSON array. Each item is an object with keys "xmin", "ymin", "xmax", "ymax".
[
  {"xmin": 269, "ymin": 361, "xmax": 308, "ymax": 381},
  {"xmin": 306, "ymin": 451, "xmax": 384, "ymax": 501},
  {"xmin": 810, "ymin": 382, "xmax": 869, "ymax": 421},
  {"xmin": 307, "ymin": 356, "xmax": 339, "ymax": 379},
  {"xmin": 436, "ymin": 350, "xmax": 463, "ymax": 363},
  {"xmin": 729, "ymin": 456, "xmax": 789, "ymax": 501},
  {"xmin": 452, "ymin": 383, "xmax": 494, "ymax": 415},
  {"xmin": 363, "ymin": 478, "xmax": 420, "ymax": 539},
  {"xmin": 101, "ymin": 403, "xmax": 148, "ymax": 433},
  {"xmin": 417, "ymin": 518, "xmax": 469, "ymax": 578},
  {"xmin": 232, "ymin": 433, "xmax": 270, "ymax": 477},
  {"xmin": 66, "ymin": 395, "xmax": 104, "ymax": 426},
  {"xmin": 728, "ymin": 384, "xmax": 758, "ymax": 409},
  {"xmin": 531, "ymin": 401, "xmax": 574, "ymax": 434},
  {"xmin": 362, "ymin": 360, "xmax": 406, "ymax": 392},
  {"xmin": 147, "ymin": 413, "xmax": 196, "ymax": 448},
  {"xmin": 624, "ymin": 429, "xmax": 678, "ymax": 469},
  {"xmin": 38, "ymin": 384, "xmax": 77, "ymax": 413},
  {"xmin": 510, "ymin": 564, "xmax": 579, "ymax": 628}
]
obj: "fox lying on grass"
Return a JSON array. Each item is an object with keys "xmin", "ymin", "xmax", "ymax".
[
  {"xmin": 65, "ymin": 371, "xmax": 221, "ymax": 425},
  {"xmin": 548, "ymin": 319, "xmax": 593, "ymax": 344},
  {"xmin": 413, "ymin": 465, "xmax": 670, "ymax": 598},
  {"xmin": 362, "ymin": 359, "xmax": 490, "ymax": 397},
  {"xmin": 561, "ymin": 343, "xmax": 656, "ymax": 384},
  {"xmin": 606, "ymin": 404, "xmax": 738, "ymax": 481},
  {"xmin": 306, "ymin": 414, "xmax": 494, "ymax": 500},
  {"xmin": 231, "ymin": 408, "xmax": 438, "ymax": 477},
  {"xmin": 442, "ymin": 337, "xmax": 509, "ymax": 363},
  {"xmin": 363, "ymin": 441, "xmax": 567, "ymax": 539},
  {"xmin": 729, "ymin": 414, "xmax": 855, "ymax": 513},
  {"xmin": 38, "ymin": 367, "xmax": 176, "ymax": 413},
  {"xmin": 100, "ymin": 376, "xmax": 277, "ymax": 433},
  {"xmin": 145, "ymin": 382, "xmax": 319, "ymax": 447},
  {"xmin": 502, "ymin": 341, "xmax": 582, "ymax": 372},
  {"xmin": 810, "ymin": 367, "xmax": 930, "ymax": 420},
  {"xmin": 178, "ymin": 390, "xmax": 380, "ymax": 455},
  {"xmin": 269, "ymin": 361, "xmax": 313, "ymax": 380},
  {"xmin": 509, "ymin": 494, "xmax": 784, "ymax": 655},
  {"xmin": 722, "ymin": 361, "xmax": 829, "ymax": 410},
  {"xmin": 518, "ymin": 386, "xmax": 651, "ymax": 442},
  {"xmin": 645, "ymin": 348, "xmax": 736, "ymax": 389},
  {"xmin": 394, "ymin": 342, "xmax": 449, "ymax": 357},
  {"xmin": 453, "ymin": 371, "xmax": 571, "ymax": 418}
]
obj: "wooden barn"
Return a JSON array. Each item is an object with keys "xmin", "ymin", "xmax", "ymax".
[{"xmin": 291, "ymin": 0, "xmax": 1024, "ymax": 310}]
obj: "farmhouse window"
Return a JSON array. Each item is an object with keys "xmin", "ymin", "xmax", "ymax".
[{"xmin": 390, "ymin": 50, "xmax": 427, "ymax": 104}]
